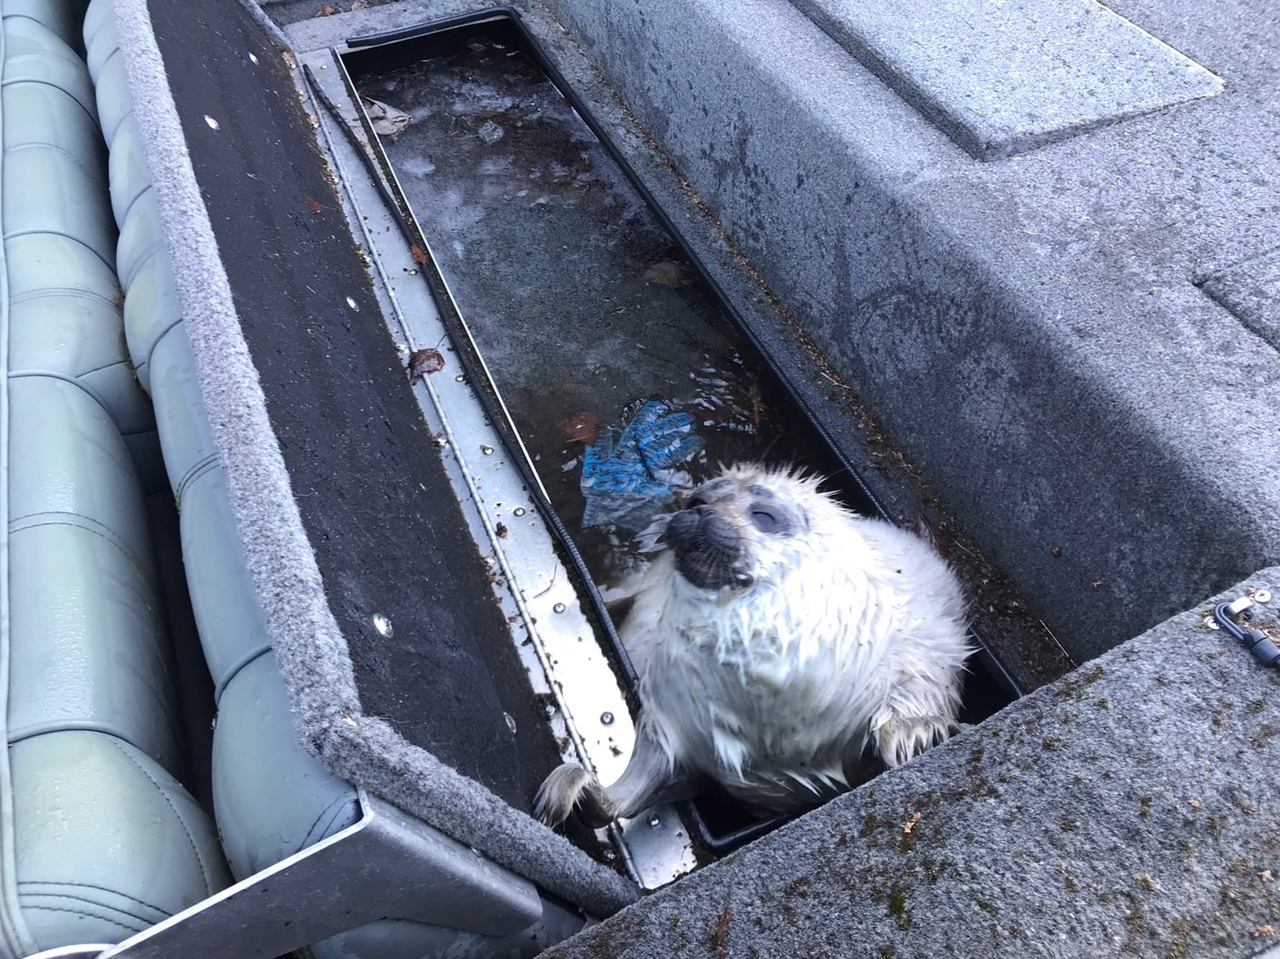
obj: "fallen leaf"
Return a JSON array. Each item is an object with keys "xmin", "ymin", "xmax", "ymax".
[
  {"xmin": 1051, "ymin": 545, "xmax": 1063, "ymax": 558},
  {"xmin": 410, "ymin": 244, "xmax": 429, "ymax": 265},
  {"xmin": 1261, "ymin": 870, "xmax": 1275, "ymax": 883},
  {"xmin": 1255, "ymin": 925, "xmax": 1275, "ymax": 939},
  {"xmin": 317, "ymin": 4, "xmax": 336, "ymax": 14},
  {"xmin": 556, "ymin": 411, "xmax": 601, "ymax": 445},
  {"xmin": 1092, "ymin": 579, "xmax": 1104, "ymax": 588},
  {"xmin": 903, "ymin": 811, "xmax": 923, "ymax": 834},
  {"xmin": 1188, "ymin": 799, "xmax": 1202, "ymax": 809},
  {"xmin": 305, "ymin": 195, "xmax": 323, "ymax": 213},
  {"xmin": 407, "ymin": 348, "xmax": 446, "ymax": 382}
]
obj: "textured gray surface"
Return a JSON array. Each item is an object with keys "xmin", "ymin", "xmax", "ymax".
[
  {"xmin": 111, "ymin": 0, "xmax": 635, "ymax": 917},
  {"xmin": 549, "ymin": 569, "xmax": 1280, "ymax": 959},
  {"xmin": 537, "ymin": 0, "xmax": 1280, "ymax": 662},
  {"xmin": 787, "ymin": 0, "xmax": 1222, "ymax": 159},
  {"xmin": 1200, "ymin": 246, "xmax": 1280, "ymax": 352}
]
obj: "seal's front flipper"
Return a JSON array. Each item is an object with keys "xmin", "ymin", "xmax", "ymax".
[
  {"xmin": 599, "ymin": 725, "xmax": 695, "ymax": 822},
  {"xmin": 534, "ymin": 763, "xmax": 613, "ymax": 827},
  {"xmin": 534, "ymin": 721, "xmax": 693, "ymax": 828},
  {"xmin": 872, "ymin": 714, "xmax": 962, "ymax": 768}
]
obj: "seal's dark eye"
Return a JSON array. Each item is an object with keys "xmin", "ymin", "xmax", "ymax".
[{"xmin": 750, "ymin": 508, "xmax": 780, "ymax": 533}]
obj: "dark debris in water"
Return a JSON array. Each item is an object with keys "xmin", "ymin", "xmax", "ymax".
[
  {"xmin": 645, "ymin": 259, "xmax": 696, "ymax": 288},
  {"xmin": 681, "ymin": 360, "xmax": 764, "ymax": 435},
  {"xmin": 911, "ymin": 515, "xmax": 950, "ymax": 560},
  {"xmin": 557, "ymin": 411, "xmax": 601, "ymax": 445}
]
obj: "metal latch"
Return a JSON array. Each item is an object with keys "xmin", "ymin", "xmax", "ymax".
[{"xmin": 1212, "ymin": 590, "xmax": 1279, "ymax": 667}]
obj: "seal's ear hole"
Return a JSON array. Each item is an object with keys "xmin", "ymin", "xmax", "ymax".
[{"xmin": 749, "ymin": 508, "xmax": 780, "ymax": 533}]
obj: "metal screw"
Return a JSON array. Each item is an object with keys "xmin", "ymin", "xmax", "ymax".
[
  {"xmin": 601, "ymin": 849, "xmax": 616, "ymax": 862},
  {"xmin": 1255, "ymin": 589, "xmax": 1272, "ymax": 603},
  {"xmin": 601, "ymin": 712, "xmax": 614, "ymax": 726},
  {"xmin": 648, "ymin": 814, "xmax": 661, "ymax": 828},
  {"xmin": 513, "ymin": 507, "xmax": 526, "ymax": 517},
  {"xmin": 553, "ymin": 602, "xmax": 566, "ymax": 614},
  {"xmin": 372, "ymin": 613, "xmax": 393, "ymax": 637},
  {"xmin": 455, "ymin": 374, "xmax": 466, "ymax": 382},
  {"xmin": 480, "ymin": 445, "xmax": 494, "ymax": 455}
]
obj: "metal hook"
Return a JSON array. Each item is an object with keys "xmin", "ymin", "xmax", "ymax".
[{"xmin": 1214, "ymin": 596, "xmax": 1280, "ymax": 668}]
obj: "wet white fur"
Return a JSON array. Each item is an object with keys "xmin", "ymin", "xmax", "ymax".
[
  {"xmin": 534, "ymin": 463, "xmax": 973, "ymax": 826},
  {"xmin": 621, "ymin": 464, "xmax": 972, "ymax": 813}
]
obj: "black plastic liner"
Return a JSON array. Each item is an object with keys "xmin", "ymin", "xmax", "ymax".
[{"xmin": 339, "ymin": 8, "xmax": 1020, "ymax": 855}]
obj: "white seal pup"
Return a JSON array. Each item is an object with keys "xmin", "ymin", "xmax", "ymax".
[{"xmin": 535, "ymin": 463, "xmax": 972, "ymax": 827}]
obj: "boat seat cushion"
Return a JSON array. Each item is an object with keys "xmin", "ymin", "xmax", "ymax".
[{"xmin": 0, "ymin": 0, "xmax": 230, "ymax": 954}]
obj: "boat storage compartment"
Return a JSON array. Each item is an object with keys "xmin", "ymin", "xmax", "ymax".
[{"xmin": 325, "ymin": 7, "xmax": 1020, "ymax": 869}]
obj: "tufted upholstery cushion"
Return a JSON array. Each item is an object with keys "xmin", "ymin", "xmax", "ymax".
[{"xmin": 0, "ymin": 1, "xmax": 230, "ymax": 954}]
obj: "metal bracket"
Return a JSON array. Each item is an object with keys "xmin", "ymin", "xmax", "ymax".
[
  {"xmin": 1213, "ymin": 593, "xmax": 1280, "ymax": 668},
  {"xmin": 24, "ymin": 791, "xmax": 544, "ymax": 959}
]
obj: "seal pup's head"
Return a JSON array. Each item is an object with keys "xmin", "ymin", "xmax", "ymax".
[{"xmin": 642, "ymin": 463, "xmax": 848, "ymax": 594}]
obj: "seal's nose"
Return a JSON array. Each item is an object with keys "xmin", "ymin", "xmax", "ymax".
[
  {"xmin": 700, "ymin": 510, "xmax": 740, "ymax": 554},
  {"xmin": 667, "ymin": 506, "xmax": 740, "ymax": 558},
  {"xmin": 667, "ymin": 506, "xmax": 745, "ymax": 590}
]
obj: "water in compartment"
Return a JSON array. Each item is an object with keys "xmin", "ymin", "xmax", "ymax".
[{"xmin": 350, "ymin": 30, "xmax": 835, "ymax": 580}]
